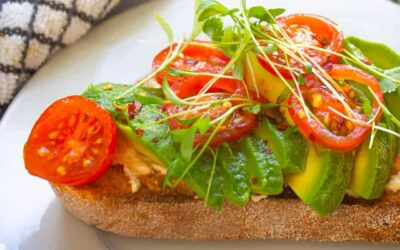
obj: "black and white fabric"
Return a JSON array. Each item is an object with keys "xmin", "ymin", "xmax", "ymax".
[{"xmin": 0, "ymin": 0, "xmax": 120, "ymax": 115}]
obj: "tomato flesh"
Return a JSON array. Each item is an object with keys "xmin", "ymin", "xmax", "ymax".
[
  {"xmin": 166, "ymin": 94, "xmax": 257, "ymax": 146},
  {"xmin": 152, "ymin": 41, "xmax": 244, "ymax": 98},
  {"xmin": 258, "ymin": 14, "xmax": 344, "ymax": 79},
  {"xmin": 288, "ymin": 64, "xmax": 383, "ymax": 152},
  {"xmin": 153, "ymin": 41, "xmax": 257, "ymax": 146},
  {"xmin": 24, "ymin": 96, "xmax": 116, "ymax": 185}
]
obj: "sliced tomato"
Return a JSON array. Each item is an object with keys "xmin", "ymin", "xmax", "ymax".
[
  {"xmin": 24, "ymin": 96, "xmax": 117, "ymax": 185},
  {"xmin": 288, "ymin": 64, "xmax": 383, "ymax": 152},
  {"xmin": 258, "ymin": 14, "xmax": 344, "ymax": 79},
  {"xmin": 152, "ymin": 41, "xmax": 244, "ymax": 98},
  {"xmin": 165, "ymin": 93, "xmax": 257, "ymax": 146}
]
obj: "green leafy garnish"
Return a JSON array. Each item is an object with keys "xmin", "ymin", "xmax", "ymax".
[
  {"xmin": 197, "ymin": 0, "xmax": 229, "ymax": 21},
  {"xmin": 154, "ymin": 13, "xmax": 174, "ymax": 44}
]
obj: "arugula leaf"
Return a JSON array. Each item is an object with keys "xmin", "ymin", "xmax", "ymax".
[
  {"xmin": 82, "ymin": 83, "xmax": 132, "ymax": 115},
  {"xmin": 134, "ymin": 91, "xmax": 165, "ymax": 105},
  {"xmin": 345, "ymin": 36, "xmax": 400, "ymax": 70},
  {"xmin": 197, "ymin": 0, "xmax": 229, "ymax": 21},
  {"xmin": 343, "ymin": 36, "xmax": 400, "ymax": 94},
  {"xmin": 184, "ymin": 152, "xmax": 224, "ymax": 210},
  {"xmin": 154, "ymin": 13, "xmax": 174, "ymax": 44},
  {"xmin": 218, "ymin": 144, "xmax": 250, "ymax": 205}
]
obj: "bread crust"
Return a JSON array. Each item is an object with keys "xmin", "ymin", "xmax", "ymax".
[{"xmin": 51, "ymin": 167, "xmax": 400, "ymax": 242}]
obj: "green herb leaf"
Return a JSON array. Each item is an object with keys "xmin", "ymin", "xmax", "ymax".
[
  {"xmin": 220, "ymin": 26, "xmax": 239, "ymax": 56},
  {"xmin": 203, "ymin": 16, "xmax": 224, "ymax": 41},
  {"xmin": 380, "ymin": 67, "xmax": 400, "ymax": 93},
  {"xmin": 259, "ymin": 43, "xmax": 278, "ymax": 54},
  {"xmin": 134, "ymin": 92, "xmax": 165, "ymax": 105},
  {"xmin": 247, "ymin": 6, "xmax": 285, "ymax": 23},
  {"xmin": 233, "ymin": 51, "xmax": 246, "ymax": 80},
  {"xmin": 197, "ymin": 0, "xmax": 228, "ymax": 21},
  {"xmin": 181, "ymin": 126, "xmax": 196, "ymax": 162},
  {"xmin": 298, "ymin": 75, "xmax": 305, "ymax": 85},
  {"xmin": 247, "ymin": 6, "xmax": 267, "ymax": 21},
  {"xmin": 154, "ymin": 13, "xmax": 174, "ymax": 44},
  {"xmin": 243, "ymin": 104, "xmax": 261, "ymax": 114},
  {"xmin": 277, "ymin": 87, "xmax": 291, "ymax": 104},
  {"xmin": 162, "ymin": 77, "xmax": 190, "ymax": 105},
  {"xmin": 166, "ymin": 67, "xmax": 191, "ymax": 76},
  {"xmin": 305, "ymin": 63, "xmax": 313, "ymax": 74},
  {"xmin": 175, "ymin": 116, "xmax": 198, "ymax": 125},
  {"xmin": 194, "ymin": 117, "xmax": 211, "ymax": 134},
  {"xmin": 267, "ymin": 8, "xmax": 285, "ymax": 20}
]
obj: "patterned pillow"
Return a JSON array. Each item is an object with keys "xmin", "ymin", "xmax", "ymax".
[{"xmin": 0, "ymin": 0, "xmax": 119, "ymax": 111}]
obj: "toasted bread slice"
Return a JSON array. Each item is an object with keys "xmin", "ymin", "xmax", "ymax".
[{"xmin": 51, "ymin": 166, "xmax": 400, "ymax": 242}]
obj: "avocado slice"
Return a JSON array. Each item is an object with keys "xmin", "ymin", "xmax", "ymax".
[
  {"xmin": 350, "ymin": 122, "xmax": 395, "ymax": 199},
  {"xmin": 239, "ymin": 136, "xmax": 283, "ymax": 195},
  {"xmin": 286, "ymin": 144, "xmax": 353, "ymax": 216},
  {"xmin": 255, "ymin": 117, "xmax": 308, "ymax": 174}
]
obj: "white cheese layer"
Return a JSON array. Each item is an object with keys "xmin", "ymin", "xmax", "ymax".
[{"xmin": 112, "ymin": 130, "xmax": 166, "ymax": 193}]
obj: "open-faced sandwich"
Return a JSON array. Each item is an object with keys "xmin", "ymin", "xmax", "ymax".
[{"xmin": 23, "ymin": 0, "xmax": 400, "ymax": 243}]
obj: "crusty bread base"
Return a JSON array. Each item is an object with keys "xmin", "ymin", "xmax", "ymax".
[{"xmin": 51, "ymin": 167, "xmax": 400, "ymax": 242}]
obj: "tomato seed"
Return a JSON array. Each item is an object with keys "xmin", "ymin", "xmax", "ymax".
[
  {"xmin": 94, "ymin": 138, "xmax": 103, "ymax": 144},
  {"xmin": 348, "ymin": 90, "xmax": 356, "ymax": 99},
  {"xmin": 37, "ymin": 146, "xmax": 49, "ymax": 157},
  {"xmin": 57, "ymin": 166, "xmax": 67, "ymax": 175},
  {"xmin": 298, "ymin": 109, "xmax": 306, "ymax": 119},
  {"xmin": 222, "ymin": 101, "xmax": 232, "ymax": 109},
  {"xmin": 345, "ymin": 120, "xmax": 354, "ymax": 131},
  {"xmin": 48, "ymin": 131, "xmax": 59, "ymax": 139},
  {"xmin": 311, "ymin": 94, "xmax": 323, "ymax": 108},
  {"xmin": 82, "ymin": 158, "xmax": 93, "ymax": 168},
  {"xmin": 91, "ymin": 148, "xmax": 99, "ymax": 155},
  {"xmin": 323, "ymin": 114, "xmax": 331, "ymax": 126},
  {"xmin": 57, "ymin": 122, "xmax": 65, "ymax": 129}
]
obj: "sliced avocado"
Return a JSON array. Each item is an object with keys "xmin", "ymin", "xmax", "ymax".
[
  {"xmin": 244, "ymin": 51, "xmax": 295, "ymax": 124},
  {"xmin": 255, "ymin": 117, "xmax": 308, "ymax": 174},
  {"xmin": 350, "ymin": 122, "xmax": 395, "ymax": 199},
  {"xmin": 239, "ymin": 136, "xmax": 283, "ymax": 195},
  {"xmin": 244, "ymin": 51, "xmax": 287, "ymax": 103},
  {"xmin": 286, "ymin": 144, "xmax": 353, "ymax": 216}
]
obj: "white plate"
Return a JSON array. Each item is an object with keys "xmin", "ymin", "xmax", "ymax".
[{"xmin": 1, "ymin": 0, "xmax": 400, "ymax": 249}]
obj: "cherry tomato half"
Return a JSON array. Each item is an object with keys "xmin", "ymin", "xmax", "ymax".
[
  {"xmin": 152, "ymin": 41, "xmax": 244, "ymax": 98},
  {"xmin": 166, "ymin": 93, "xmax": 257, "ymax": 147},
  {"xmin": 258, "ymin": 14, "xmax": 344, "ymax": 79},
  {"xmin": 24, "ymin": 96, "xmax": 117, "ymax": 185},
  {"xmin": 288, "ymin": 64, "xmax": 383, "ymax": 152}
]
